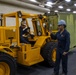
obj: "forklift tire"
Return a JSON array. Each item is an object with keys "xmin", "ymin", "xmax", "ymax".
[
  {"xmin": 41, "ymin": 42, "xmax": 57, "ymax": 67},
  {"xmin": 0, "ymin": 52, "xmax": 16, "ymax": 75}
]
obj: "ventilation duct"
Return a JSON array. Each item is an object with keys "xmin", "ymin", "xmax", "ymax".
[{"xmin": 0, "ymin": 0, "xmax": 50, "ymax": 12}]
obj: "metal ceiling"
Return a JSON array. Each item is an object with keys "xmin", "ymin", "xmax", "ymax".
[{"xmin": 18, "ymin": 0, "xmax": 76, "ymax": 13}]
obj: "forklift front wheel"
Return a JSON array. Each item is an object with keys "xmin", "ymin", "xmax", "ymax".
[{"xmin": 0, "ymin": 52, "xmax": 16, "ymax": 75}]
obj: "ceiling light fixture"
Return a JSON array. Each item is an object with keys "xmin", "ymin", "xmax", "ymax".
[
  {"xmin": 54, "ymin": 10, "xmax": 58, "ymax": 12},
  {"xmin": 65, "ymin": 0, "xmax": 71, "ymax": 2},
  {"xmin": 48, "ymin": 12, "xmax": 50, "ymax": 13},
  {"xmin": 45, "ymin": 4, "xmax": 52, "ymax": 7},
  {"xmin": 47, "ymin": 2, "xmax": 53, "ymax": 5},
  {"xmin": 74, "ymin": 4, "xmax": 76, "ymax": 6},
  {"xmin": 30, "ymin": 0, "xmax": 37, "ymax": 2},
  {"xmin": 66, "ymin": 9, "xmax": 71, "ymax": 11},
  {"xmin": 73, "ymin": 11, "xmax": 76, "ymax": 13},
  {"xmin": 45, "ymin": 1, "xmax": 53, "ymax": 7},
  {"xmin": 58, "ymin": 6, "xmax": 63, "ymax": 9}
]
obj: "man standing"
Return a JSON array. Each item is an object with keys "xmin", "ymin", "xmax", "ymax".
[{"xmin": 51, "ymin": 20, "xmax": 70, "ymax": 75}]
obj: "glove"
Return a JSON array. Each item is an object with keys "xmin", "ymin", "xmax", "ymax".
[
  {"xmin": 26, "ymin": 27, "xmax": 30, "ymax": 33},
  {"xmin": 27, "ymin": 27, "xmax": 30, "ymax": 29}
]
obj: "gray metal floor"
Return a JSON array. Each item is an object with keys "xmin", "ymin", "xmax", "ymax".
[{"xmin": 17, "ymin": 48, "xmax": 76, "ymax": 75}]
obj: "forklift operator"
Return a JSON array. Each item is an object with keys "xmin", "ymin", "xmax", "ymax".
[{"xmin": 19, "ymin": 19, "xmax": 30, "ymax": 44}]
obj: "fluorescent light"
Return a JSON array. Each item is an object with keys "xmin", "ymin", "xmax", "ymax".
[
  {"xmin": 47, "ymin": 2, "xmax": 53, "ymax": 5},
  {"xmin": 45, "ymin": 1, "xmax": 53, "ymax": 7},
  {"xmin": 30, "ymin": 0, "xmax": 37, "ymax": 2},
  {"xmin": 73, "ymin": 11, "xmax": 76, "ymax": 13},
  {"xmin": 58, "ymin": 6, "xmax": 63, "ymax": 9},
  {"xmin": 45, "ymin": 4, "xmax": 52, "ymax": 7},
  {"xmin": 66, "ymin": 9, "xmax": 71, "ymax": 11},
  {"xmin": 74, "ymin": 4, "xmax": 76, "ymax": 6},
  {"xmin": 65, "ymin": 0, "xmax": 71, "ymax": 2},
  {"xmin": 54, "ymin": 10, "xmax": 58, "ymax": 12},
  {"xmin": 48, "ymin": 12, "xmax": 50, "ymax": 13}
]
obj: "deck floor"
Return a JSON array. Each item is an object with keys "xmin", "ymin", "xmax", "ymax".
[{"xmin": 17, "ymin": 48, "xmax": 76, "ymax": 75}]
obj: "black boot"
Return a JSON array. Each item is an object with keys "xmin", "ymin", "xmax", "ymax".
[
  {"xmin": 60, "ymin": 72, "xmax": 67, "ymax": 75},
  {"xmin": 52, "ymin": 73, "xmax": 59, "ymax": 75}
]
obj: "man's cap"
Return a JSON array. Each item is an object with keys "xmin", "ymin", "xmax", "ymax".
[{"xmin": 58, "ymin": 20, "xmax": 66, "ymax": 26}]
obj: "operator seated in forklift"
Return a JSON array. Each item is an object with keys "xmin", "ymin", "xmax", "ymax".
[{"xmin": 19, "ymin": 19, "xmax": 30, "ymax": 44}]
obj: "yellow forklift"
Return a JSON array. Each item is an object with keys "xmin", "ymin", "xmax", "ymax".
[{"xmin": 0, "ymin": 11, "xmax": 57, "ymax": 75}]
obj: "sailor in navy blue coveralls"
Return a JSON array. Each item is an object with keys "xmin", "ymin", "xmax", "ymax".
[
  {"xmin": 51, "ymin": 20, "xmax": 70, "ymax": 75},
  {"xmin": 19, "ymin": 19, "xmax": 30, "ymax": 44}
]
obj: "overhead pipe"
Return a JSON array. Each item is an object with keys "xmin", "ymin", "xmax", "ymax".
[{"xmin": 0, "ymin": 0, "xmax": 50, "ymax": 12}]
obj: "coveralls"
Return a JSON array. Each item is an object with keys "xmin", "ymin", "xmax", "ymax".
[
  {"xmin": 51, "ymin": 29, "xmax": 70, "ymax": 75},
  {"xmin": 19, "ymin": 26, "xmax": 29, "ymax": 44}
]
